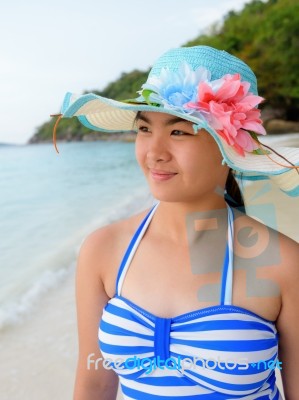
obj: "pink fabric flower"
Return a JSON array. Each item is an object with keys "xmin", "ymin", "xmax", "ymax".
[{"xmin": 187, "ymin": 74, "xmax": 266, "ymax": 156}]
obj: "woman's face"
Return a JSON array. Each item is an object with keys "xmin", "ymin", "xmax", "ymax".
[{"xmin": 135, "ymin": 112, "xmax": 229, "ymax": 204}]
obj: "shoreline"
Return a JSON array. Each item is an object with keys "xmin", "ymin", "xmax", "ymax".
[
  {"xmin": 28, "ymin": 131, "xmax": 137, "ymax": 145},
  {"xmin": 27, "ymin": 130, "xmax": 299, "ymax": 146},
  {"xmin": 1, "ymin": 187, "xmax": 155, "ymax": 399},
  {"xmin": 1, "ymin": 130, "xmax": 298, "ymax": 148},
  {"xmin": 0, "ymin": 268, "xmax": 78, "ymax": 400}
]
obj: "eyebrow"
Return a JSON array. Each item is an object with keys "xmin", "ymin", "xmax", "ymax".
[{"xmin": 136, "ymin": 112, "xmax": 189, "ymax": 126}]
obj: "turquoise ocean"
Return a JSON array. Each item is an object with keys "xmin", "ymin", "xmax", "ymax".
[{"xmin": 0, "ymin": 141, "xmax": 153, "ymax": 332}]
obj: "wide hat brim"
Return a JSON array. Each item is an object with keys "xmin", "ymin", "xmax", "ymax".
[{"xmin": 60, "ymin": 91, "xmax": 299, "ymax": 197}]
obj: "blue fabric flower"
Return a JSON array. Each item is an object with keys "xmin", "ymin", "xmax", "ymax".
[{"xmin": 140, "ymin": 62, "xmax": 211, "ymax": 113}]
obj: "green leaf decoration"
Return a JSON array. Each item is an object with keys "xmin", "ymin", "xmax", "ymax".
[
  {"xmin": 140, "ymin": 89, "xmax": 161, "ymax": 107},
  {"xmin": 249, "ymin": 131, "xmax": 271, "ymax": 155},
  {"xmin": 249, "ymin": 131, "xmax": 259, "ymax": 141},
  {"xmin": 142, "ymin": 89, "xmax": 154, "ymax": 103},
  {"xmin": 252, "ymin": 148, "xmax": 271, "ymax": 155}
]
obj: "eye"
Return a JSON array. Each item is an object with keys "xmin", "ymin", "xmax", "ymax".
[
  {"xmin": 171, "ymin": 129, "xmax": 192, "ymax": 136},
  {"xmin": 137, "ymin": 125, "xmax": 150, "ymax": 133}
]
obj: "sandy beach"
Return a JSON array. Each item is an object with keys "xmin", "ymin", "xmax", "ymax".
[{"xmin": 0, "ymin": 265, "xmax": 77, "ymax": 400}]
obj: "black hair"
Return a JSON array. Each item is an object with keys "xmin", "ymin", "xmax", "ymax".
[
  {"xmin": 225, "ymin": 169, "xmax": 245, "ymax": 211},
  {"xmin": 134, "ymin": 111, "xmax": 141, "ymax": 125}
]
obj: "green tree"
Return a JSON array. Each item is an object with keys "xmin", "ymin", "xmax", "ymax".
[
  {"xmin": 185, "ymin": 0, "xmax": 299, "ymax": 118},
  {"xmin": 32, "ymin": 0, "xmax": 299, "ymax": 143}
]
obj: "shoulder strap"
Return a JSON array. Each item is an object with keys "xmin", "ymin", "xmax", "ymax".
[
  {"xmin": 220, "ymin": 206, "xmax": 235, "ymax": 305},
  {"xmin": 116, "ymin": 203, "xmax": 159, "ymax": 296}
]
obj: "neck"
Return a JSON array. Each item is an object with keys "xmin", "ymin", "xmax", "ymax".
[{"xmin": 152, "ymin": 195, "xmax": 228, "ymax": 245}]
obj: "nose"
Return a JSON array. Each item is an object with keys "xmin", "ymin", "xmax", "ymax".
[{"xmin": 146, "ymin": 133, "xmax": 171, "ymax": 163}]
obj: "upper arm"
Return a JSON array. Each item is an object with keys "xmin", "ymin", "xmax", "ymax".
[
  {"xmin": 276, "ymin": 237, "xmax": 299, "ymax": 399},
  {"xmin": 73, "ymin": 228, "xmax": 119, "ymax": 400}
]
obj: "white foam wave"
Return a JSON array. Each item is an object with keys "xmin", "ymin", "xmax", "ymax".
[
  {"xmin": 0, "ymin": 266, "xmax": 73, "ymax": 331},
  {"xmin": 0, "ymin": 188, "xmax": 155, "ymax": 332}
]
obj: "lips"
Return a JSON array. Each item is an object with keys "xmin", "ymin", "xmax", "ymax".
[{"xmin": 149, "ymin": 168, "xmax": 178, "ymax": 181}]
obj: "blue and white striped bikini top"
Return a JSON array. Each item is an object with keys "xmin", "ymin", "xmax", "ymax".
[{"xmin": 98, "ymin": 204, "xmax": 282, "ymax": 400}]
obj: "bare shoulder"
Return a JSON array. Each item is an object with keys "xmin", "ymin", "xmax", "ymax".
[
  {"xmin": 276, "ymin": 231, "xmax": 299, "ymax": 284},
  {"xmin": 233, "ymin": 207, "xmax": 299, "ymax": 276},
  {"xmin": 274, "ymin": 229, "xmax": 299, "ymax": 397},
  {"xmin": 74, "ymin": 210, "xmax": 151, "ymax": 397},
  {"xmin": 77, "ymin": 207, "xmax": 151, "ymax": 296}
]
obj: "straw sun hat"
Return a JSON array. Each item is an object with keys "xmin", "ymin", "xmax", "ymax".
[{"xmin": 53, "ymin": 46, "xmax": 299, "ymax": 198}]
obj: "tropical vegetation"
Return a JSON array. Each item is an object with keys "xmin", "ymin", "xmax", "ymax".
[{"xmin": 30, "ymin": 0, "xmax": 299, "ymax": 143}]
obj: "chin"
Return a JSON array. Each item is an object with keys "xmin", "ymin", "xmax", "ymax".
[
  {"xmin": 149, "ymin": 187, "xmax": 196, "ymax": 204},
  {"xmin": 148, "ymin": 187, "xmax": 181, "ymax": 203}
]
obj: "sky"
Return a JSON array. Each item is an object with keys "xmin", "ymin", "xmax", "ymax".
[{"xmin": 0, "ymin": 0, "xmax": 251, "ymax": 144}]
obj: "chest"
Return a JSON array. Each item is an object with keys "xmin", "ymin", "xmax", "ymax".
[{"xmin": 108, "ymin": 236, "xmax": 281, "ymax": 322}]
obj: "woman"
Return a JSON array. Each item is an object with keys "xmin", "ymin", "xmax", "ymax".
[{"xmin": 55, "ymin": 46, "xmax": 299, "ymax": 399}]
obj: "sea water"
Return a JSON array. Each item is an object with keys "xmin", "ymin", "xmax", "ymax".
[{"xmin": 0, "ymin": 141, "xmax": 153, "ymax": 331}]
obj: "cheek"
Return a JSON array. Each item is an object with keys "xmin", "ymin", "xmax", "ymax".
[
  {"xmin": 197, "ymin": 134, "xmax": 224, "ymax": 167},
  {"xmin": 184, "ymin": 142, "xmax": 226, "ymax": 185}
]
